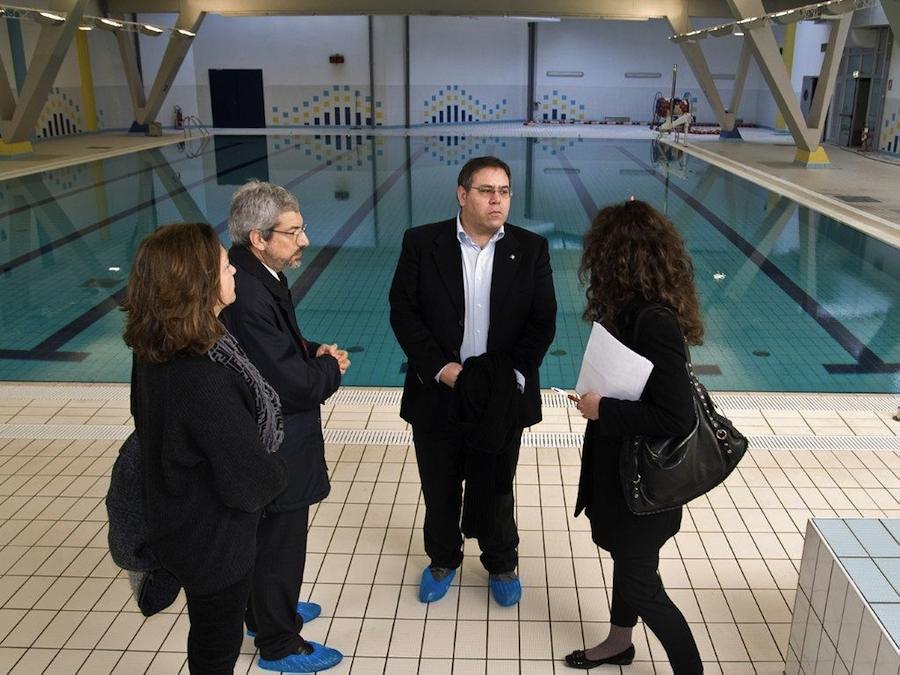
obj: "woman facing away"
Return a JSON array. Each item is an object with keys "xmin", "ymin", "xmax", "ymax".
[
  {"xmin": 123, "ymin": 222, "xmax": 288, "ymax": 674},
  {"xmin": 564, "ymin": 200, "xmax": 704, "ymax": 673}
]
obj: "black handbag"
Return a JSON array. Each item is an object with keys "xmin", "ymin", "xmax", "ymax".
[
  {"xmin": 107, "ymin": 432, "xmax": 182, "ymax": 616},
  {"xmin": 620, "ymin": 307, "xmax": 748, "ymax": 515}
]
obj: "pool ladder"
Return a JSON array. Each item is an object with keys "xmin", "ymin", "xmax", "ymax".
[{"xmin": 181, "ymin": 116, "xmax": 210, "ymax": 158}]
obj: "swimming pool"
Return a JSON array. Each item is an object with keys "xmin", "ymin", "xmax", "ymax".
[{"xmin": 0, "ymin": 134, "xmax": 897, "ymax": 393}]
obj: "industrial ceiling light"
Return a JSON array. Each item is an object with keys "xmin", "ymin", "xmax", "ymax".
[
  {"xmin": 0, "ymin": 5, "xmax": 199, "ymax": 38},
  {"xmin": 736, "ymin": 16, "xmax": 766, "ymax": 29},
  {"xmin": 97, "ymin": 17, "xmax": 123, "ymax": 30},
  {"xmin": 34, "ymin": 10, "xmax": 65, "ymax": 25},
  {"xmin": 506, "ymin": 15, "xmax": 561, "ymax": 22},
  {"xmin": 771, "ymin": 9, "xmax": 803, "ymax": 24}
]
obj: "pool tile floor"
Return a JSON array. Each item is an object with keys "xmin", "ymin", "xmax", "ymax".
[{"xmin": 0, "ymin": 384, "xmax": 896, "ymax": 673}]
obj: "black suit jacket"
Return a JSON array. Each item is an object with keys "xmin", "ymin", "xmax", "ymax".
[
  {"xmin": 389, "ymin": 219, "xmax": 557, "ymax": 429},
  {"xmin": 221, "ymin": 245, "xmax": 341, "ymax": 511}
]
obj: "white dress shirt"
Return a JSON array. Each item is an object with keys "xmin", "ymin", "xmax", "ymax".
[{"xmin": 436, "ymin": 215, "xmax": 524, "ymax": 391}]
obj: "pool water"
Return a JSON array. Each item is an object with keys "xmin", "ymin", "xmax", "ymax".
[{"xmin": 0, "ymin": 134, "xmax": 897, "ymax": 393}]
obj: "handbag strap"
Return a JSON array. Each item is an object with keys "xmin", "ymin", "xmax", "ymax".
[{"xmin": 631, "ymin": 304, "xmax": 690, "ymax": 363}]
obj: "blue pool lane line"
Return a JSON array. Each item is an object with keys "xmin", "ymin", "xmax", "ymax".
[
  {"xmin": 0, "ymin": 142, "xmax": 276, "ymax": 275},
  {"xmin": 0, "ymin": 143, "xmax": 308, "ymax": 362},
  {"xmin": 614, "ymin": 145, "xmax": 897, "ymax": 375},
  {"xmin": 289, "ymin": 146, "xmax": 426, "ymax": 302},
  {"xmin": 1, "ymin": 137, "xmax": 379, "ymax": 364},
  {"xmin": 0, "ymin": 141, "xmax": 241, "ymax": 222}
]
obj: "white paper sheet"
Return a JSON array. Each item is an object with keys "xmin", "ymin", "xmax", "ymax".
[{"xmin": 574, "ymin": 322, "xmax": 654, "ymax": 401}]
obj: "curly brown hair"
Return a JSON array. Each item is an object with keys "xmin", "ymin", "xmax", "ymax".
[
  {"xmin": 123, "ymin": 222, "xmax": 224, "ymax": 363},
  {"xmin": 579, "ymin": 200, "xmax": 704, "ymax": 345}
]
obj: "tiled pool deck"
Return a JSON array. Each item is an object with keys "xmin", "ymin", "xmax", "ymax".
[{"xmin": 0, "ymin": 383, "xmax": 896, "ymax": 673}]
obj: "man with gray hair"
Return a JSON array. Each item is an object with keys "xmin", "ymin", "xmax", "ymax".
[{"xmin": 221, "ymin": 179, "xmax": 348, "ymax": 673}]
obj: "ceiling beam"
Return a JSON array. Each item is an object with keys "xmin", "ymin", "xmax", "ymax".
[{"xmin": 107, "ymin": 0, "xmax": 808, "ymax": 18}]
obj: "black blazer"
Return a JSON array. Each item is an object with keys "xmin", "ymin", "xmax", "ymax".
[
  {"xmin": 389, "ymin": 219, "xmax": 557, "ymax": 429},
  {"xmin": 574, "ymin": 299, "xmax": 696, "ymax": 556},
  {"xmin": 221, "ymin": 245, "xmax": 341, "ymax": 511}
]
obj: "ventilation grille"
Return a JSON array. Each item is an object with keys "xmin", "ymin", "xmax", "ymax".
[
  {"xmin": 747, "ymin": 435, "xmax": 900, "ymax": 452},
  {"xmin": 329, "ymin": 389, "xmax": 402, "ymax": 407},
  {"xmin": 2, "ymin": 424, "xmax": 896, "ymax": 453},
  {"xmin": 0, "ymin": 384, "xmax": 129, "ymax": 401},
  {"xmin": 1, "ymin": 384, "xmax": 894, "ymax": 415},
  {"xmin": 542, "ymin": 391, "xmax": 899, "ymax": 412},
  {"xmin": 325, "ymin": 429, "xmax": 409, "ymax": 445},
  {"xmin": 0, "ymin": 424, "xmax": 132, "ymax": 441}
]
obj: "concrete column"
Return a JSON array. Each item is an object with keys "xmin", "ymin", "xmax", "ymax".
[
  {"xmin": 136, "ymin": 5, "xmax": 205, "ymax": 127},
  {"xmin": 0, "ymin": 0, "xmax": 88, "ymax": 154},
  {"xmin": 666, "ymin": 11, "xmax": 730, "ymax": 130},
  {"xmin": 721, "ymin": 38, "xmax": 753, "ymax": 139},
  {"xmin": 725, "ymin": 0, "xmax": 836, "ymax": 167},
  {"xmin": 75, "ymin": 30, "xmax": 98, "ymax": 132}
]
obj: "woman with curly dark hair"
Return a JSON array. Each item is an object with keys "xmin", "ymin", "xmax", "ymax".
[
  {"xmin": 564, "ymin": 200, "xmax": 704, "ymax": 673},
  {"xmin": 124, "ymin": 222, "xmax": 287, "ymax": 674}
]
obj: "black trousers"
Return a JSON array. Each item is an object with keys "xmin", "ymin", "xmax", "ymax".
[
  {"xmin": 610, "ymin": 548, "xmax": 703, "ymax": 675},
  {"xmin": 245, "ymin": 506, "xmax": 309, "ymax": 660},
  {"xmin": 184, "ymin": 571, "xmax": 253, "ymax": 674},
  {"xmin": 412, "ymin": 425, "xmax": 521, "ymax": 574}
]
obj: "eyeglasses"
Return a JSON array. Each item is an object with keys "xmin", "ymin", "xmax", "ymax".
[
  {"xmin": 471, "ymin": 185, "xmax": 512, "ymax": 199},
  {"xmin": 267, "ymin": 222, "xmax": 308, "ymax": 240}
]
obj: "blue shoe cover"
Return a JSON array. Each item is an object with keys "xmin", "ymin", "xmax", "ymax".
[
  {"xmin": 418, "ymin": 566, "xmax": 456, "ymax": 603},
  {"xmin": 489, "ymin": 575, "xmax": 522, "ymax": 607},
  {"xmin": 257, "ymin": 641, "xmax": 343, "ymax": 672},
  {"xmin": 297, "ymin": 601, "xmax": 321, "ymax": 624}
]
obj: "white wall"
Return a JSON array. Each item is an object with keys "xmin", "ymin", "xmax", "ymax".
[
  {"xmin": 410, "ymin": 16, "xmax": 528, "ymax": 125},
  {"xmin": 191, "ymin": 15, "xmax": 374, "ymax": 127},
  {"xmin": 791, "ymin": 22, "xmax": 830, "ymax": 95},
  {"xmin": 879, "ymin": 39, "xmax": 900, "ymax": 154},
  {"xmin": 535, "ymin": 18, "xmax": 770, "ymax": 125}
]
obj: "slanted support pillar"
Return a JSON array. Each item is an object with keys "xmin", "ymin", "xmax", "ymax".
[
  {"xmin": 807, "ymin": 13, "xmax": 852, "ymax": 133},
  {"xmin": 720, "ymin": 39, "xmax": 753, "ymax": 140},
  {"xmin": 725, "ymin": 0, "xmax": 851, "ymax": 168},
  {"xmin": 0, "ymin": 0, "xmax": 88, "ymax": 155},
  {"xmin": 114, "ymin": 19, "xmax": 148, "ymax": 132},
  {"xmin": 133, "ymin": 4, "xmax": 205, "ymax": 130},
  {"xmin": 666, "ymin": 10, "xmax": 730, "ymax": 130}
]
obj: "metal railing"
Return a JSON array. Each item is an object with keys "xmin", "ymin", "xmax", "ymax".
[{"xmin": 180, "ymin": 116, "xmax": 210, "ymax": 158}]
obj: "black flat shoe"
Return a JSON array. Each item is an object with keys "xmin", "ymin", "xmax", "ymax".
[{"xmin": 564, "ymin": 644, "xmax": 636, "ymax": 669}]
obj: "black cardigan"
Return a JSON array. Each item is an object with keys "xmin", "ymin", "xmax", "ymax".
[
  {"xmin": 574, "ymin": 300, "xmax": 696, "ymax": 556},
  {"xmin": 131, "ymin": 355, "xmax": 287, "ymax": 594}
]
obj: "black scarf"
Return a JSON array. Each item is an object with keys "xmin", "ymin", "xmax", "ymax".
[{"xmin": 208, "ymin": 328, "xmax": 284, "ymax": 454}]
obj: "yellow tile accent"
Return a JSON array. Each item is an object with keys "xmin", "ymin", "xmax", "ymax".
[
  {"xmin": 793, "ymin": 146, "xmax": 831, "ymax": 168},
  {"xmin": 0, "ymin": 140, "xmax": 34, "ymax": 156}
]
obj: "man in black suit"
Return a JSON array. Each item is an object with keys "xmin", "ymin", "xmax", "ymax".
[
  {"xmin": 221, "ymin": 180, "xmax": 348, "ymax": 673},
  {"xmin": 389, "ymin": 156, "xmax": 557, "ymax": 607}
]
